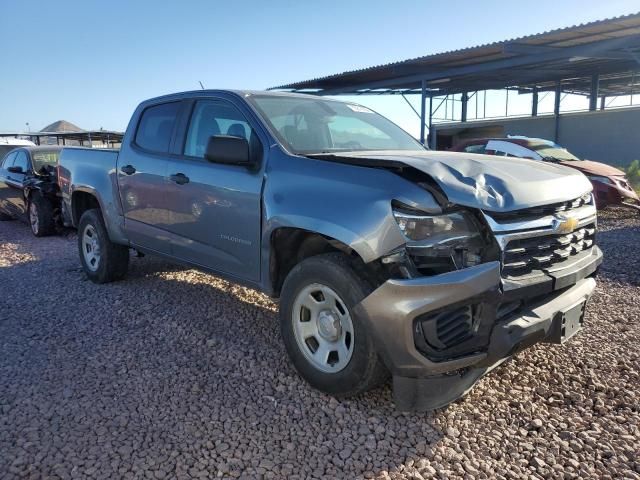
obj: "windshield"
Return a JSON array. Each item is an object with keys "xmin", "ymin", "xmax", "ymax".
[
  {"xmin": 248, "ymin": 95, "xmax": 425, "ymax": 154},
  {"xmin": 528, "ymin": 142, "xmax": 580, "ymax": 161},
  {"xmin": 31, "ymin": 150, "xmax": 60, "ymax": 173}
]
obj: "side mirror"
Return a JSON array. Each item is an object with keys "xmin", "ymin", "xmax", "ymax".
[
  {"xmin": 205, "ymin": 135, "xmax": 252, "ymax": 167},
  {"xmin": 7, "ymin": 165, "xmax": 24, "ymax": 174}
]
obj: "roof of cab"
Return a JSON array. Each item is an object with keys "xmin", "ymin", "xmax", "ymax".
[{"xmin": 140, "ymin": 89, "xmax": 336, "ymax": 105}]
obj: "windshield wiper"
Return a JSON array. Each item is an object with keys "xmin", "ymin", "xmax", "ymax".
[{"xmin": 541, "ymin": 156, "xmax": 561, "ymax": 163}]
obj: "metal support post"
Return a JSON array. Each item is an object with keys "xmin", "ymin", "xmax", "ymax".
[
  {"xmin": 589, "ymin": 74, "xmax": 599, "ymax": 111},
  {"xmin": 461, "ymin": 92, "xmax": 468, "ymax": 122},
  {"xmin": 554, "ymin": 81, "xmax": 561, "ymax": 142},
  {"xmin": 420, "ymin": 80, "xmax": 426, "ymax": 145}
]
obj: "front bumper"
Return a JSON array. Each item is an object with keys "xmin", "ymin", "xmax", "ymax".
[
  {"xmin": 356, "ymin": 246, "xmax": 602, "ymax": 411},
  {"xmin": 593, "ymin": 180, "xmax": 640, "ymax": 209}
]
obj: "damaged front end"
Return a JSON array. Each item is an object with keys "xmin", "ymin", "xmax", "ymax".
[{"xmin": 356, "ymin": 190, "xmax": 602, "ymax": 411}]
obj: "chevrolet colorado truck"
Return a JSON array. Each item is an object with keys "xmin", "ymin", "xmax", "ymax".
[{"xmin": 58, "ymin": 90, "xmax": 602, "ymax": 410}]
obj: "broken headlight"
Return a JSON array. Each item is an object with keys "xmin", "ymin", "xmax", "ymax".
[
  {"xmin": 393, "ymin": 206, "xmax": 479, "ymax": 244},
  {"xmin": 392, "ymin": 204, "xmax": 485, "ymax": 274}
]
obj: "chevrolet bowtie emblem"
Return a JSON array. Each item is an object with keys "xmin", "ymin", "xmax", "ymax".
[{"xmin": 557, "ymin": 216, "xmax": 579, "ymax": 233}]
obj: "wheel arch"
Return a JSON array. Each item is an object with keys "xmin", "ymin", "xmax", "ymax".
[
  {"xmin": 265, "ymin": 225, "xmax": 372, "ymax": 297},
  {"xmin": 71, "ymin": 188, "xmax": 102, "ymax": 226},
  {"xmin": 69, "ymin": 187, "xmax": 128, "ymax": 245}
]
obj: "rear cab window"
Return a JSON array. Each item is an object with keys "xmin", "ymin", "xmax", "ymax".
[{"xmin": 135, "ymin": 102, "xmax": 181, "ymax": 153}]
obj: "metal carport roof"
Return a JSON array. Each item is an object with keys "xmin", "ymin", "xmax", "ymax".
[{"xmin": 271, "ymin": 12, "xmax": 640, "ymax": 97}]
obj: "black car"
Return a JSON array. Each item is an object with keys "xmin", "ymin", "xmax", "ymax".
[{"xmin": 0, "ymin": 146, "xmax": 63, "ymax": 236}]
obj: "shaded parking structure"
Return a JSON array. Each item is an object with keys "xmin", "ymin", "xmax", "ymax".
[
  {"xmin": 272, "ymin": 12, "xmax": 640, "ymax": 166},
  {"xmin": 0, "ymin": 130, "xmax": 123, "ymax": 149}
]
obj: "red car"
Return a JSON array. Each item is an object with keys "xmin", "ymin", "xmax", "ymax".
[{"xmin": 451, "ymin": 137, "xmax": 639, "ymax": 211}]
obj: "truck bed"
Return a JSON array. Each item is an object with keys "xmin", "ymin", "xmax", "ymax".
[{"xmin": 58, "ymin": 147, "xmax": 121, "ymax": 229}]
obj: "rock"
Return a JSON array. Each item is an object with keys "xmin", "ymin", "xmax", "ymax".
[
  {"xmin": 339, "ymin": 448, "xmax": 352, "ymax": 460},
  {"xmin": 531, "ymin": 419, "xmax": 543, "ymax": 429},
  {"xmin": 530, "ymin": 457, "xmax": 546, "ymax": 468},
  {"xmin": 446, "ymin": 427, "xmax": 460, "ymax": 438}
]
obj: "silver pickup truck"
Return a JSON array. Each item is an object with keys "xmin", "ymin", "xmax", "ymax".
[{"xmin": 59, "ymin": 90, "xmax": 602, "ymax": 410}]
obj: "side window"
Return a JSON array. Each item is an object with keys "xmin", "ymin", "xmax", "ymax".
[
  {"xmin": 184, "ymin": 100, "xmax": 253, "ymax": 158},
  {"xmin": 1, "ymin": 151, "xmax": 17, "ymax": 169},
  {"xmin": 464, "ymin": 144, "xmax": 486, "ymax": 154},
  {"xmin": 13, "ymin": 151, "xmax": 29, "ymax": 172},
  {"xmin": 135, "ymin": 102, "xmax": 181, "ymax": 153}
]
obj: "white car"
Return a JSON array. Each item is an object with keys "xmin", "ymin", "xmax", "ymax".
[{"xmin": 0, "ymin": 137, "xmax": 36, "ymax": 158}]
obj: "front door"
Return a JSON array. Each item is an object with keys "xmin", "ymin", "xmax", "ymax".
[
  {"xmin": 165, "ymin": 98, "xmax": 264, "ymax": 282},
  {"xmin": 119, "ymin": 101, "xmax": 182, "ymax": 254},
  {"xmin": 0, "ymin": 151, "xmax": 19, "ymax": 216},
  {"xmin": 0, "ymin": 150, "xmax": 29, "ymax": 217}
]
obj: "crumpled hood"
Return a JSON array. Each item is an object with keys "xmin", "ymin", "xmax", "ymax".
[
  {"xmin": 559, "ymin": 159, "xmax": 626, "ymax": 177},
  {"xmin": 327, "ymin": 150, "xmax": 593, "ymax": 212}
]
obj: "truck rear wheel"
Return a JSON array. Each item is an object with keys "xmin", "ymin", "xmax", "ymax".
[
  {"xmin": 78, "ymin": 209, "xmax": 129, "ymax": 283},
  {"xmin": 28, "ymin": 193, "xmax": 55, "ymax": 237},
  {"xmin": 279, "ymin": 253, "xmax": 388, "ymax": 397}
]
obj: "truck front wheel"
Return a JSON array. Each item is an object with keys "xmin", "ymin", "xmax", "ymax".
[
  {"xmin": 78, "ymin": 209, "xmax": 129, "ymax": 283},
  {"xmin": 279, "ymin": 253, "xmax": 388, "ymax": 397}
]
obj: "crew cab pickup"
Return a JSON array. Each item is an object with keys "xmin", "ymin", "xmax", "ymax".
[{"xmin": 59, "ymin": 90, "xmax": 602, "ymax": 410}]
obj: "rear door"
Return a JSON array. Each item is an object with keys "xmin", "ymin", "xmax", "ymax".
[
  {"xmin": 164, "ymin": 97, "xmax": 265, "ymax": 282},
  {"xmin": 119, "ymin": 101, "xmax": 181, "ymax": 254}
]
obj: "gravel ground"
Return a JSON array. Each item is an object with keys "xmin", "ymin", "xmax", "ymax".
[{"xmin": 1, "ymin": 208, "xmax": 639, "ymax": 479}]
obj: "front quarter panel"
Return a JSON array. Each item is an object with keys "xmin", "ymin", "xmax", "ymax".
[{"xmin": 261, "ymin": 149, "xmax": 440, "ymax": 289}]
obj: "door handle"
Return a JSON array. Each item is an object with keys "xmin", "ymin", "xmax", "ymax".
[
  {"xmin": 121, "ymin": 165, "xmax": 136, "ymax": 175},
  {"xmin": 170, "ymin": 173, "xmax": 190, "ymax": 185}
]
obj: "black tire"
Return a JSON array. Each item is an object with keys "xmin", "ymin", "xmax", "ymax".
[
  {"xmin": 279, "ymin": 252, "xmax": 388, "ymax": 397},
  {"xmin": 77, "ymin": 209, "xmax": 129, "ymax": 283},
  {"xmin": 28, "ymin": 192, "xmax": 55, "ymax": 237},
  {"xmin": 0, "ymin": 210, "xmax": 12, "ymax": 221}
]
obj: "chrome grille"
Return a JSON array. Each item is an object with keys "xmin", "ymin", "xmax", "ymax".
[
  {"xmin": 502, "ymin": 224, "xmax": 596, "ymax": 277},
  {"xmin": 488, "ymin": 193, "xmax": 592, "ymax": 222},
  {"xmin": 483, "ymin": 192, "xmax": 598, "ymax": 280}
]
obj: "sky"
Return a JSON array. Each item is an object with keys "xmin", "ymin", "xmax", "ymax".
[{"xmin": 1, "ymin": 0, "xmax": 639, "ymax": 136}]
